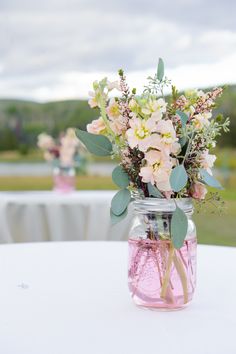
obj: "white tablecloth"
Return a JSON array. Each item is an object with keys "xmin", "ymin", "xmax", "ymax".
[
  {"xmin": 0, "ymin": 191, "xmax": 132, "ymax": 243},
  {"xmin": 0, "ymin": 242, "xmax": 235, "ymax": 354}
]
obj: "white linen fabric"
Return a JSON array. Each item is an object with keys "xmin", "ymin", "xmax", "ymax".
[
  {"xmin": 0, "ymin": 191, "xmax": 132, "ymax": 243},
  {"xmin": 0, "ymin": 242, "xmax": 235, "ymax": 354}
]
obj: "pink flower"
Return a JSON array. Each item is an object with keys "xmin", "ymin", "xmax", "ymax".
[
  {"xmin": 37, "ymin": 133, "xmax": 55, "ymax": 150},
  {"xmin": 107, "ymin": 81, "xmax": 121, "ymax": 91},
  {"xmin": 139, "ymin": 150, "xmax": 172, "ymax": 191},
  {"xmin": 200, "ymin": 150, "xmax": 216, "ymax": 171},
  {"xmin": 44, "ymin": 151, "xmax": 54, "ymax": 162},
  {"xmin": 88, "ymin": 91, "xmax": 98, "ymax": 108},
  {"xmin": 87, "ymin": 118, "xmax": 106, "ymax": 135},
  {"xmin": 142, "ymin": 98, "xmax": 167, "ymax": 115},
  {"xmin": 170, "ymin": 141, "xmax": 181, "ymax": 155},
  {"xmin": 106, "ymin": 99, "xmax": 120, "ymax": 119},
  {"xmin": 110, "ymin": 116, "xmax": 127, "ymax": 135},
  {"xmin": 192, "ymin": 112, "xmax": 211, "ymax": 130},
  {"xmin": 156, "ymin": 120, "xmax": 178, "ymax": 145},
  {"xmin": 126, "ymin": 116, "xmax": 159, "ymax": 152},
  {"xmin": 191, "ymin": 183, "xmax": 207, "ymax": 200}
]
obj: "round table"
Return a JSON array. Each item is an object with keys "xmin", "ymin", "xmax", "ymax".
[
  {"xmin": 0, "ymin": 191, "xmax": 132, "ymax": 243},
  {"xmin": 0, "ymin": 242, "xmax": 235, "ymax": 354}
]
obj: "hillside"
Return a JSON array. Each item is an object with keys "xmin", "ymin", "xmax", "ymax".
[{"xmin": 0, "ymin": 85, "xmax": 235, "ymax": 151}]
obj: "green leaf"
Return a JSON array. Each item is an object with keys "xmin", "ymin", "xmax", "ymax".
[
  {"xmin": 179, "ymin": 137, "xmax": 187, "ymax": 147},
  {"xmin": 176, "ymin": 110, "xmax": 189, "ymax": 127},
  {"xmin": 147, "ymin": 183, "xmax": 163, "ymax": 198},
  {"xmin": 112, "ymin": 166, "xmax": 130, "ymax": 188},
  {"xmin": 171, "ymin": 205, "xmax": 188, "ymax": 249},
  {"xmin": 170, "ymin": 165, "xmax": 188, "ymax": 192},
  {"xmin": 200, "ymin": 169, "xmax": 223, "ymax": 189},
  {"xmin": 157, "ymin": 58, "xmax": 164, "ymax": 81},
  {"xmin": 111, "ymin": 189, "xmax": 131, "ymax": 216},
  {"xmin": 76, "ymin": 129, "xmax": 112, "ymax": 156},
  {"xmin": 110, "ymin": 208, "xmax": 128, "ymax": 225}
]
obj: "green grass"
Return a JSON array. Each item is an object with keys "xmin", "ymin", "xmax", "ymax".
[
  {"xmin": 0, "ymin": 175, "xmax": 235, "ymax": 247},
  {"xmin": 0, "ymin": 176, "xmax": 117, "ymax": 191}
]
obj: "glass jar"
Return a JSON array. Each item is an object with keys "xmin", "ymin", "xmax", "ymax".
[
  {"xmin": 53, "ymin": 166, "xmax": 76, "ymax": 193},
  {"xmin": 128, "ymin": 198, "xmax": 197, "ymax": 310}
]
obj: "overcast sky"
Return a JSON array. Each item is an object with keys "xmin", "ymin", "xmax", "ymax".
[{"xmin": 0, "ymin": 0, "xmax": 235, "ymax": 101}]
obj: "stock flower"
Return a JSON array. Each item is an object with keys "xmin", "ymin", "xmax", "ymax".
[
  {"xmin": 126, "ymin": 116, "xmax": 158, "ymax": 152},
  {"xmin": 106, "ymin": 99, "xmax": 120, "ymax": 119},
  {"xmin": 37, "ymin": 133, "xmax": 55, "ymax": 150},
  {"xmin": 59, "ymin": 129, "xmax": 79, "ymax": 167},
  {"xmin": 139, "ymin": 150, "xmax": 172, "ymax": 191},
  {"xmin": 107, "ymin": 81, "xmax": 121, "ymax": 91},
  {"xmin": 192, "ymin": 112, "xmax": 211, "ymax": 130},
  {"xmin": 190, "ymin": 183, "xmax": 207, "ymax": 200},
  {"xmin": 88, "ymin": 91, "xmax": 98, "ymax": 108},
  {"xmin": 200, "ymin": 150, "xmax": 216, "ymax": 172},
  {"xmin": 44, "ymin": 151, "xmax": 54, "ymax": 162},
  {"xmin": 142, "ymin": 98, "xmax": 167, "ymax": 115},
  {"xmin": 110, "ymin": 116, "xmax": 127, "ymax": 135},
  {"xmin": 170, "ymin": 141, "xmax": 181, "ymax": 155},
  {"xmin": 156, "ymin": 120, "xmax": 178, "ymax": 145},
  {"xmin": 87, "ymin": 117, "xmax": 106, "ymax": 135}
]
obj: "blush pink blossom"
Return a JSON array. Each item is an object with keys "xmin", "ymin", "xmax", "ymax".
[
  {"xmin": 126, "ymin": 116, "xmax": 159, "ymax": 152},
  {"xmin": 139, "ymin": 150, "xmax": 172, "ymax": 191},
  {"xmin": 87, "ymin": 118, "xmax": 106, "ymax": 135},
  {"xmin": 88, "ymin": 91, "xmax": 98, "ymax": 108},
  {"xmin": 200, "ymin": 150, "xmax": 216, "ymax": 171},
  {"xmin": 106, "ymin": 99, "xmax": 120, "ymax": 119},
  {"xmin": 156, "ymin": 120, "xmax": 178, "ymax": 145},
  {"xmin": 37, "ymin": 133, "xmax": 55, "ymax": 150},
  {"xmin": 191, "ymin": 183, "xmax": 207, "ymax": 200}
]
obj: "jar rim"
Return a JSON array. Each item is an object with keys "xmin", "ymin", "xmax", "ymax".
[{"xmin": 133, "ymin": 197, "xmax": 193, "ymax": 213}]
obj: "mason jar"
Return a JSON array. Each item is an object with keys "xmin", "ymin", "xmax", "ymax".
[
  {"xmin": 53, "ymin": 166, "xmax": 76, "ymax": 193},
  {"xmin": 128, "ymin": 198, "xmax": 197, "ymax": 310}
]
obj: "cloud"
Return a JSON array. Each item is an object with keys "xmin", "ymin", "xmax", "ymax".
[{"xmin": 0, "ymin": 0, "xmax": 235, "ymax": 100}]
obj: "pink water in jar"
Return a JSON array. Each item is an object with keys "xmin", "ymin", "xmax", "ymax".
[
  {"xmin": 53, "ymin": 167, "xmax": 76, "ymax": 193},
  {"xmin": 128, "ymin": 237, "xmax": 197, "ymax": 309}
]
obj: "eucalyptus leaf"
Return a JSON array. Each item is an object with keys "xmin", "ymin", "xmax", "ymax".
[
  {"xmin": 200, "ymin": 169, "xmax": 223, "ymax": 189},
  {"xmin": 157, "ymin": 58, "xmax": 164, "ymax": 81},
  {"xmin": 171, "ymin": 205, "xmax": 188, "ymax": 249},
  {"xmin": 110, "ymin": 208, "xmax": 128, "ymax": 225},
  {"xmin": 147, "ymin": 183, "xmax": 163, "ymax": 198},
  {"xmin": 170, "ymin": 165, "xmax": 188, "ymax": 192},
  {"xmin": 179, "ymin": 137, "xmax": 188, "ymax": 148},
  {"xmin": 111, "ymin": 189, "xmax": 131, "ymax": 216},
  {"xmin": 76, "ymin": 129, "xmax": 112, "ymax": 156},
  {"xmin": 176, "ymin": 110, "xmax": 189, "ymax": 127},
  {"xmin": 112, "ymin": 165, "xmax": 130, "ymax": 188}
]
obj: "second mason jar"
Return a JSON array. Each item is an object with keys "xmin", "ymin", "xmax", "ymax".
[{"xmin": 128, "ymin": 198, "xmax": 197, "ymax": 310}]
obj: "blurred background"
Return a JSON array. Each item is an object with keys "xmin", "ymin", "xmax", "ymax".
[{"xmin": 0, "ymin": 0, "xmax": 235, "ymax": 246}]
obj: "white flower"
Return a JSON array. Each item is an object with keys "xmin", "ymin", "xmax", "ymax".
[
  {"xmin": 200, "ymin": 150, "xmax": 216, "ymax": 172},
  {"xmin": 139, "ymin": 150, "xmax": 172, "ymax": 191},
  {"xmin": 192, "ymin": 112, "xmax": 211, "ymax": 130},
  {"xmin": 126, "ymin": 115, "xmax": 159, "ymax": 152},
  {"xmin": 142, "ymin": 98, "xmax": 167, "ymax": 116},
  {"xmin": 37, "ymin": 133, "xmax": 55, "ymax": 150},
  {"xmin": 107, "ymin": 81, "xmax": 121, "ymax": 91}
]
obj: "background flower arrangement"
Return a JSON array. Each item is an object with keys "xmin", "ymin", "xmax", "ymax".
[
  {"xmin": 38, "ymin": 128, "xmax": 87, "ymax": 171},
  {"xmin": 77, "ymin": 58, "xmax": 230, "ymax": 249}
]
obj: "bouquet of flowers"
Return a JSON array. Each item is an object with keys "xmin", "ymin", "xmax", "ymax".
[
  {"xmin": 77, "ymin": 59, "xmax": 229, "ymax": 247},
  {"xmin": 37, "ymin": 128, "xmax": 81, "ymax": 168},
  {"xmin": 77, "ymin": 59, "xmax": 230, "ymax": 308},
  {"xmin": 38, "ymin": 128, "xmax": 88, "ymax": 192}
]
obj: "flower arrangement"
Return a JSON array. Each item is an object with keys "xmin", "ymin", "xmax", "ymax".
[
  {"xmin": 38, "ymin": 128, "xmax": 88, "ymax": 192},
  {"xmin": 37, "ymin": 128, "xmax": 84, "ymax": 168},
  {"xmin": 77, "ymin": 59, "xmax": 230, "ymax": 249}
]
